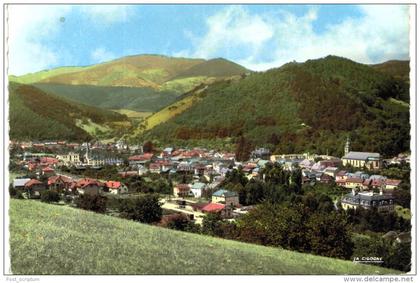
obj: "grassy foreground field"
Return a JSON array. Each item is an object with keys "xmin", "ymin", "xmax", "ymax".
[{"xmin": 9, "ymin": 199, "xmax": 397, "ymax": 275}]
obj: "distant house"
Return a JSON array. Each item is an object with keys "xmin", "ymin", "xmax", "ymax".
[
  {"xmin": 212, "ymin": 189, "xmax": 239, "ymax": 207},
  {"xmin": 25, "ymin": 179, "xmax": 47, "ymax": 198},
  {"xmin": 106, "ymin": 181, "xmax": 128, "ymax": 194},
  {"xmin": 335, "ymin": 170, "xmax": 348, "ymax": 183},
  {"xmin": 128, "ymin": 153, "xmax": 153, "ymax": 166},
  {"xmin": 41, "ymin": 166, "xmax": 55, "ymax": 177},
  {"xmin": 76, "ymin": 179, "xmax": 104, "ymax": 195},
  {"xmin": 173, "ymin": 184, "xmax": 191, "ymax": 198},
  {"xmin": 201, "ymin": 203, "xmax": 233, "ymax": 218},
  {"xmin": 299, "ymin": 159, "xmax": 314, "ymax": 170},
  {"xmin": 13, "ymin": 178, "xmax": 31, "ymax": 190},
  {"xmin": 118, "ymin": 171, "xmax": 138, "ymax": 178},
  {"xmin": 319, "ymin": 159, "xmax": 342, "ymax": 168},
  {"xmin": 341, "ymin": 177, "xmax": 365, "ymax": 189},
  {"xmin": 251, "ymin": 148, "xmax": 270, "ymax": 159},
  {"xmin": 342, "ymin": 151, "xmax": 382, "ymax": 170},
  {"xmin": 176, "ymin": 163, "xmax": 194, "ymax": 173},
  {"xmin": 149, "ymin": 162, "xmax": 161, "ymax": 174},
  {"xmin": 341, "ymin": 191, "xmax": 394, "ymax": 213},
  {"xmin": 323, "ymin": 167, "xmax": 339, "ymax": 178},
  {"xmin": 191, "ymin": 182, "xmax": 206, "ymax": 198},
  {"xmin": 56, "ymin": 152, "xmax": 80, "ymax": 166},
  {"xmin": 48, "ymin": 175, "xmax": 73, "ymax": 191},
  {"xmin": 385, "ymin": 179, "xmax": 402, "ymax": 190},
  {"xmin": 319, "ymin": 173, "xmax": 334, "ymax": 184}
]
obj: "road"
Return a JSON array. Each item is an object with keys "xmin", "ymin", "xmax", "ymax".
[{"xmin": 160, "ymin": 199, "xmax": 205, "ymax": 225}]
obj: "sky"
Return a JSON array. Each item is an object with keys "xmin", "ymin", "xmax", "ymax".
[{"xmin": 7, "ymin": 4, "xmax": 411, "ymax": 75}]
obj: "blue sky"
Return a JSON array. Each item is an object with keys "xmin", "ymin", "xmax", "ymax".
[{"xmin": 8, "ymin": 4, "xmax": 410, "ymax": 75}]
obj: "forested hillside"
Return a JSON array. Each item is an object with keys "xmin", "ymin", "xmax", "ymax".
[
  {"xmin": 9, "ymin": 82, "xmax": 128, "ymax": 141},
  {"xmin": 141, "ymin": 56, "xmax": 410, "ymax": 157}
]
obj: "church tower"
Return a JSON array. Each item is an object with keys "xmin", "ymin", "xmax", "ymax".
[{"xmin": 344, "ymin": 136, "xmax": 350, "ymax": 156}]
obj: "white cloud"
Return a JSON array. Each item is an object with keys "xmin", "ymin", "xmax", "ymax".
[
  {"xmin": 7, "ymin": 5, "xmax": 134, "ymax": 75},
  {"xmin": 178, "ymin": 5, "xmax": 410, "ymax": 71},
  {"xmin": 91, "ymin": 47, "xmax": 116, "ymax": 63},
  {"xmin": 7, "ymin": 5, "xmax": 72, "ymax": 75},
  {"xmin": 189, "ymin": 6, "xmax": 274, "ymax": 60},
  {"xmin": 80, "ymin": 5, "xmax": 133, "ymax": 25}
]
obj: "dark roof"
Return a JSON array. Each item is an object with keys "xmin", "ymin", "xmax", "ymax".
[
  {"xmin": 213, "ymin": 189, "xmax": 238, "ymax": 198},
  {"xmin": 342, "ymin": 151, "xmax": 380, "ymax": 160},
  {"xmin": 342, "ymin": 192, "xmax": 394, "ymax": 207}
]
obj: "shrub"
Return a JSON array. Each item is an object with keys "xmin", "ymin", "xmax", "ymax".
[
  {"xmin": 75, "ymin": 194, "xmax": 107, "ymax": 213},
  {"xmin": 9, "ymin": 184, "xmax": 17, "ymax": 198},
  {"xmin": 40, "ymin": 190, "xmax": 60, "ymax": 203},
  {"xmin": 159, "ymin": 213, "xmax": 200, "ymax": 232}
]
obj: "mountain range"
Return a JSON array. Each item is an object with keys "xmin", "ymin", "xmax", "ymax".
[{"xmin": 8, "ymin": 54, "xmax": 410, "ymax": 157}]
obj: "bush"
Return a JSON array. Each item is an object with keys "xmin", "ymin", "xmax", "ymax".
[
  {"xmin": 118, "ymin": 194, "xmax": 162, "ymax": 223},
  {"xmin": 159, "ymin": 213, "xmax": 200, "ymax": 233},
  {"xmin": 75, "ymin": 194, "xmax": 107, "ymax": 213},
  {"xmin": 9, "ymin": 184, "xmax": 17, "ymax": 198},
  {"xmin": 40, "ymin": 190, "xmax": 60, "ymax": 203}
]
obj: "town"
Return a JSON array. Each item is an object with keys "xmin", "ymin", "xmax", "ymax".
[{"xmin": 9, "ymin": 137, "xmax": 411, "ymax": 224}]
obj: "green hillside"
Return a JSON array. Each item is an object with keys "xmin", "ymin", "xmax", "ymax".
[
  {"xmin": 8, "ymin": 66, "xmax": 88, "ymax": 84},
  {"xmin": 9, "ymin": 199, "xmax": 397, "ymax": 275},
  {"xmin": 8, "ymin": 82, "xmax": 129, "ymax": 141},
  {"xmin": 10, "ymin": 55, "xmax": 249, "ymax": 114},
  {"xmin": 33, "ymin": 55, "xmax": 205, "ymax": 88},
  {"xmin": 372, "ymin": 60, "xmax": 410, "ymax": 83},
  {"xmin": 174, "ymin": 58, "xmax": 249, "ymax": 79},
  {"xmin": 34, "ymin": 83, "xmax": 180, "ymax": 112},
  {"xmin": 141, "ymin": 56, "xmax": 410, "ymax": 157}
]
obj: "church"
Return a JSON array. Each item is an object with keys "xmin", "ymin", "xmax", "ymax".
[{"xmin": 341, "ymin": 138, "xmax": 382, "ymax": 170}]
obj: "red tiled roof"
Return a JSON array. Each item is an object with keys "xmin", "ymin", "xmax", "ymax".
[
  {"xmin": 118, "ymin": 171, "xmax": 138, "ymax": 177},
  {"xmin": 176, "ymin": 184, "xmax": 190, "ymax": 190},
  {"xmin": 80, "ymin": 181, "xmax": 104, "ymax": 189},
  {"xmin": 76, "ymin": 178, "xmax": 103, "ymax": 188},
  {"xmin": 25, "ymin": 179, "xmax": 42, "ymax": 187},
  {"xmin": 48, "ymin": 175, "xmax": 72, "ymax": 185},
  {"xmin": 371, "ymin": 179, "xmax": 385, "ymax": 187},
  {"xmin": 106, "ymin": 181, "xmax": 121, "ymax": 189},
  {"xmin": 128, "ymin": 153, "xmax": 153, "ymax": 161},
  {"xmin": 40, "ymin": 157, "xmax": 59, "ymax": 164},
  {"xmin": 202, "ymin": 203, "xmax": 225, "ymax": 213},
  {"xmin": 42, "ymin": 166, "xmax": 55, "ymax": 172},
  {"xmin": 385, "ymin": 179, "xmax": 402, "ymax": 186}
]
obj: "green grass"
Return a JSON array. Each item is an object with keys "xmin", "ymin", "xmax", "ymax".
[
  {"xmin": 139, "ymin": 94, "xmax": 202, "ymax": 132},
  {"xmin": 389, "ymin": 98, "xmax": 409, "ymax": 107},
  {"xmin": 75, "ymin": 119, "xmax": 111, "ymax": 135},
  {"xmin": 9, "ymin": 199, "xmax": 397, "ymax": 275},
  {"xmin": 111, "ymin": 109, "xmax": 152, "ymax": 120},
  {"xmin": 160, "ymin": 76, "xmax": 210, "ymax": 93}
]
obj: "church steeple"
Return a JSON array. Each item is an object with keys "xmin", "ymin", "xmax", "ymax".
[{"xmin": 344, "ymin": 136, "xmax": 350, "ymax": 156}]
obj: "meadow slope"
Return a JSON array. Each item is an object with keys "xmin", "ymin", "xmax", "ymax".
[{"xmin": 9, "ymin": 199, "xmax": 397, "ymax": 275}]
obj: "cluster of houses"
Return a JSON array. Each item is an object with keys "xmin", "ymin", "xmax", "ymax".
[
  {"xmin": 11, "ymin": 138, "xmax": 408, "ymax": 214},
  {"xmin": 10, "ymin": 140, "xmax": 142, "ymax": 152},
  {"xmin": 12, "ymin": 174, "xmax": 128, "ymax": 199},
  {"xmin": 17, "ymin": 147, "xmax": 123, "ymax": 172}
]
